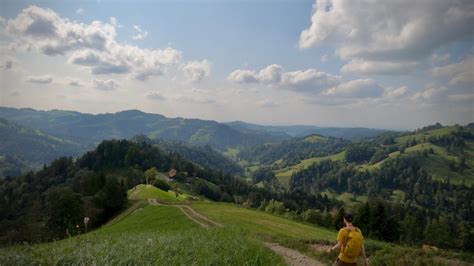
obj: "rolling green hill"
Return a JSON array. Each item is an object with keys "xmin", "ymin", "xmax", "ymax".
[
  {"xmin": 1, "ymin": 123, "xmax": 473, "ymax": 264},
  {"xmin": 0, "ymin": 107, "xmax": 285, "ymax": 151},
  {"xmin": 239, "ymin": 133, "xmax": 349, "ymax": 167},
  {"xmin": 2, "ymin": 188, "xmax": 472, "ymax": 265},
  {"xmin": 275, "ymin": 151, "xmax": 346, "ymax": 189},
  {"xmin": 0, "ymin": 118, "xmax": 85, "ymax": 177},
  {"xmin": 357, "ymin": 126, "xmax": 474, "ymax": 185},
  {"xmin": 0, "ymin": 202, "xmax": 284, "ymax": 265},
  {"xmin": 128, "ymin": 184, "xmax": 188, "ymax": 201},
  {"xmin": 225, "ymin": 121, "xmax": 390, "ymax": 140},
  {"xmin": 132, "ymin": 135, "xmax": 243, "ymax": 174}
]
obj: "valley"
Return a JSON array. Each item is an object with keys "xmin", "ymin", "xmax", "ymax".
[{"xmin": 0, "ymin": 108, "xmax": 473, "ymax": 265}]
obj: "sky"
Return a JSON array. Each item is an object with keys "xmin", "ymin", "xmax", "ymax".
[{"xmin": 0, "ymin": 0, "xmax": 473, "ymax": 130}]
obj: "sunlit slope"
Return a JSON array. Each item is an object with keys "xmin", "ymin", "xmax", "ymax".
[
  {"xmin": 192, "ymin": 202, "xmax": 335, "ymax": 241},
  {"xmin": 128, "ymin": 184, "xmax": 188, "ymax": 201},
  {"xmin": 396, "ymin": 126, "xmax": 463, "ymax": 144},
  {"xmin": 274, "ymin": 151, "xmax": 346, "ymax": 189},
  {"xmin": 360, "ymin": 133, "xmax": 474, "ymax": 185},
  {"xmin": 0, "ymin": 202, "xmax": 285, "ymax": 265}
]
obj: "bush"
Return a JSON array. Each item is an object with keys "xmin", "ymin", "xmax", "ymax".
[{"xmin": 154, "ymin": 180, "xmax": 171, "ymax": 191}]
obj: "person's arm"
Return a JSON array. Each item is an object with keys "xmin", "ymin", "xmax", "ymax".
[
  {"xmin": 327, "ymin": 241, "xmax": 342, "ymax": 253},
  {"xmin": 361, "ymin": 245, "xmax": 368, "ymax": 266}
]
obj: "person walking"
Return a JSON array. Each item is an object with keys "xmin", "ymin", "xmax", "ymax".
[{"xmin": 327, "ymin": 212, "xmax": 368, "ymax": 266}]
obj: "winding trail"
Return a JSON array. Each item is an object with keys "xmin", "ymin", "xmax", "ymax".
[
  {"xmin": 264, "ymin": 243, "xmax": 324, "ymax": 266},
  {"xmin": 148, "ymin": 198, "xmax": 223, "ymax": 228},
  {"xmin": 147, "ymin": 198, "xmax": 324, "ymax": 265}
]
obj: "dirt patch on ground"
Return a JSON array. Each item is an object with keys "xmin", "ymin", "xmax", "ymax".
[
  {"xmin": 310, "ymin": 243, "xmax": 333, "ymax": 253},
  {"xmin": 265, "ymin": 242, "xmax": 325, "ymax": 266}
]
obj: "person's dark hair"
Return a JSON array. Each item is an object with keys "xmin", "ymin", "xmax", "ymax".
[{"xmin": 343, "ymin": 212, "xmax": 353, "ymax": 223}]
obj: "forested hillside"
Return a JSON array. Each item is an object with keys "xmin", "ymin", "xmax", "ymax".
[
  {"xmin": 0, "ymin": 118, "xmax": 85, "ymax": 177},
  {"xmin": 0, "ymin": 139, "xmax": 346, "ymax": 246},
  {"xmin": 131, "ymin": 135, "xmax": 243, "ymax": 174},
  {"xmin": 0, "ymin": 107, "xmax": 285, "ymax": 150},
  {"xmin": 239, "ymin": 134, "xmax": 349, "ymax": 167},
  {"xmin": 0, "ymin": 139, "xmax": 251, "ymax": 244},
  {"xmin": 1, "ymin": 124, "xmax": 473, "ymax": 254},
  {"xmin": 243, "ymin": 124, "xmax": 474, "ymax": 251}
]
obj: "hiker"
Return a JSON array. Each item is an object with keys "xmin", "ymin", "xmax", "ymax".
[{"xmin": 327, "ymin": 212, "xmax": 368, "ymax": 266}]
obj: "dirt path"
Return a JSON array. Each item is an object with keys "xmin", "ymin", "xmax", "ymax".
[
  {"xmin": 148, "ymin": 198, "xmax": 223, "ymax": 228},
  {"xmin": 265, "ymin": 243, "xmax": 325, "ymax": 266},
  {"xmin": 129, "ymin": 185, "xmax": 149, "ymax": 200},
  {"xmin": 148, "ymin": 199, "xmax": 324, "ymax": 265}
]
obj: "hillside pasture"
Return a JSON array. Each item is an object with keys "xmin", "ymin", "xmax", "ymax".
[
  {"xmin": 0, "ymin": 204, "xmax": 285, "ymax": 265},
  {"xmin": 274, "ymin": 151, "xmax": 346, "ymax": 189}
]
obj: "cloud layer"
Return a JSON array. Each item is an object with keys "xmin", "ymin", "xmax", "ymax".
[
  {"xmin": 299, "ymin": 0, "xmax": 474, "ymax": 75},
  {"xmin": 228, "ymin": 64, "xmax": 340, "ymax": 93},
  {"xmin": 6, "ymin": 6, "xmax": 181, "ymax": 80},
  {"xmin": 228, "ymin": 64, "xmax": 397, "ymax": 105}
]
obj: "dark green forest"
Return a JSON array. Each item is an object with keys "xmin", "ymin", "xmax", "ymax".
[{"xmin": 0, "ymin": 110, "xmax": 473, "ymax": 253}]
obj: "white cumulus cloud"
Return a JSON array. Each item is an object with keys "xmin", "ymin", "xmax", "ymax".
[
  {"xmin": 299, "ymin": 0, "xmax": 474, "ymax": 75},
  {"xmin": 228, "ymin": 64, "xmax": 340, "ymax": 93},
  {"xmin": 6, "ymin": 6, "xmax": 181, "ymax": 80},
  {"xmin": 182, "ymin": 60, "xmax": 211, "ymax": 82}
]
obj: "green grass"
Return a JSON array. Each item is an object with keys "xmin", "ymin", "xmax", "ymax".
[
  {"xmin": 284, "ymin": 238, "xmax": 473, "ymax": 266},
  {"xmin": 397, "ymin": 126, "xmax": 463, "ymax": 145},
  {"xmin": 128, "ymin": 184, "xmax": 187, "ymax": 201},
  {"xmin": 274, "ymin": 151, "xmax": 346, "ymax": 189},
  {"xmin": 99, "ymin": 204, "xmax": 199, "ymax": 234},
  {"xmin": 192, "ymin": 201, "xmax": 335, "ymax": 242},
  {"xmin": 391, "ymin": 190, "xmax": 406, "ymax": 203},
  {"xmin": 2, "ymin": 198, "xmax": 473, "ymax": 265},
  {"xmin": 1, "ymin": 203, "xmax": 285, "ymax": 265},
  {"xmin": 357, "ymin": 141, "xmax": 474, "ymax": 185},
  {"xmin": 320, "ymin": 190, "xmax": 367, "ymax": 207},
  {"xmin": 304, "ymin": 135, "xmax": 327, "ymax": 143}
]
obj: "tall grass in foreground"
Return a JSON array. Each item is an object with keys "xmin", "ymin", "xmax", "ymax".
[{"xmin": 0, "ymin": 228, "xmax": 285, "ymax": 265}]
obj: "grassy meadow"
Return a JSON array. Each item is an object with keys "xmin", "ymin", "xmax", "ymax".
[
  {"xmin": 0, "ymin": 203, "xmax": 285, "ymax": 265},
  {"xmin": 2, "ymin": 187, "xmax": 473, "ymax": 265}
]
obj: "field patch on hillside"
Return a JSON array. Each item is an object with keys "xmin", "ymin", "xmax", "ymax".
[
  {"xmin": 192, "ymin": 202, "xmax": 335, "ymax": 241},
  {"xmin": 128, "ymin": 184, "xmax": 187, "ymax": 201},
  {"xmin": 275, "ymin": 151, "xmax": 346, "ymax": 189}
]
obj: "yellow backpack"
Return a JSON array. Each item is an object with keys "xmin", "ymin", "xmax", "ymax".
[{"xmin": 342, "ymin": 228, "xmax": 363, "ymax": 259}]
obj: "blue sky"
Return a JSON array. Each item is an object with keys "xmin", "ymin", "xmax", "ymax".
[{"xmin": 0, "ymin": 0, "xmax": 473, "ymax": 129}]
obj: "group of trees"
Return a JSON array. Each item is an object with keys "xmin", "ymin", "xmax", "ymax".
[
  {"xmin": 286, "ymin": 154, "xmax": 473, "ymax": 250},
  {"xmin": 0, "ymin": 139, "xmax": 257, "ymax": 245},
  {"xmin": 132, "ymin": 135, "xmax": 243, "ymax": 175},
  {"xmin": 239, "ymin": 135, "xmax": 349, "ymax": 167},
  {"xmin": 2, "ymin": 123, "xmax": 473, "ymax": 254},
  {"xmin": 0, "ymin": 156, "xmax": 128, "ymax": 244}
]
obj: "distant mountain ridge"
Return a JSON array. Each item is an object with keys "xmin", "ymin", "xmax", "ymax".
[
  {"xmin": 0, "ymin": 107, "xmax": 391, "ymax": 151},
  {"xmin": 0, "ymin": 107, "xmax": 286, "ymax": 151},
  {"xmin": 224, "ymin": 120, "xmax": 390, "ymax": 140},
  {"xmin": 0, "ymin": 118, "xmax": 86, "ymax": 176}
]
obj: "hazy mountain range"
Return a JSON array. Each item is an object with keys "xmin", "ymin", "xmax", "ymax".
[{"xmin": 0, "ymin": 106, "xmax": 390, "ymax": 177}]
